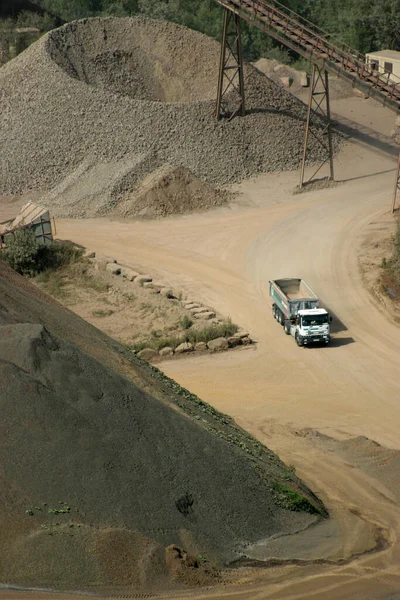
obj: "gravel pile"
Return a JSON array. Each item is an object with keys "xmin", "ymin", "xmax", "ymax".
[
  {"xmin": 0, "ymin": 17, "xmax": 342, "ymax": 218},
  {"xmin": 0, "ymin": 261, "xmax": 325, "ymax": 589}
]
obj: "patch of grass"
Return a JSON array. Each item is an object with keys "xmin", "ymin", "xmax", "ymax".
[
  {"xmin": 181, "ymin": 315, "xmax": 193, "ymax": 330},
  {"xmin": 140, "ymin": 302, "xmax": 152, "ymax": 311},
  {"xmin": 48, "ymin": 506, "xmax": 71, "ymax": 515},
  {"xmin": 185, "ymin": 319, "xmax": 238, "ymax": 345},
  {"xmin": 91, "ymin": 309, "xmax": 115, "ymax": 318},
  {"xmin": 99, "ymin": 296, "xmax": 113, "ymax": 305},
  {"xmin": 122, "ymin": 292, "xmax": 136, "ymax": 302},
  {"xmin": 272, "ymin": 483, "xmax": 321, "ymax": 515}
]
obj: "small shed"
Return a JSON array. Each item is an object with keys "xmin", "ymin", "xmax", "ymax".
[{"xmin": 365, "ymin": 50, "xmax": 400, "ymax": 80}]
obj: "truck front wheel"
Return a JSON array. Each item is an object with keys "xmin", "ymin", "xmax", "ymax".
[{"xmin": 295, "ymin": 332, "xmax": 304, "ymax": 347}]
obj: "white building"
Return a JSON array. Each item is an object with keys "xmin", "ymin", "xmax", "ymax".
[{"xmin": 365, "ymin": 50, "xmax": 400, "ymax": 80}]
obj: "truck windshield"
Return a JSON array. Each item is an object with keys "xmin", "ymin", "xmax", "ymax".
[{"xmin": 302, "ymin": 315, "xmax": 328, "ymax": 326}]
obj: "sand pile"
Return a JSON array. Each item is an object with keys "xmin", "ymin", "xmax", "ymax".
[
  {"xmin": 116, "ymin": 165, "xmax": 228, "ymax": 218},
  {"xmin": 0, "ymin": 17, "xmax": 341, "ymax": 218},
  {"xmin": 0, "ymin": 261, "xmax": 325, "ymax": 590}
]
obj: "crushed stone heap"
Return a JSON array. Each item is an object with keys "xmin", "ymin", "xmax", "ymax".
[
  {"xmin": 0, "ymin": 261, "xmax": 326, "ymax": 590},
  {"xmin": 0, "ymin": 17, "xmax": 341, "ymax": 218}
]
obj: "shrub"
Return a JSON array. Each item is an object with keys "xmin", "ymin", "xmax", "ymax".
[
  {"xmin": 181, "ymin": 315, "xmax": 193, "ymax": 329},
  {"xmin": 2, "ymin": 228, "xmax": 39, "ymax": 275},
  {"xmin": 1, "ymin": 232, "xmax": 83, "ymax": 277}
]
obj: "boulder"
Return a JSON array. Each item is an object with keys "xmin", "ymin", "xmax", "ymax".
[
  {"xmin": 193, "ymin": 311, "xmax": 216, "ymax": 320},
  {"xmin": 233, "ymin": 330, "xmax": 250, "ymax": 339},
  {"xmin": 175, "ymin": 342, "xmax": 193, "ymax": 354},
  {"xmin": 185, "ymin": 303, "xmax": 200, "ymax": 310},
  {"xmin": 83, "ymin": 250, "xmax": 96, "ymax": 259},
  {"xmin": 159, "ymin": 346, "xmax": 174, "ymax": 357},
  {"xmin": 124, "ymin": 269, "xmax": 140, "ymax": 281},
  {"xmin": 280, "ymin": 76, "xmax": 292, "ymax": 88},
  {"xmin": 195, "ymin": 342, "xmax": 208, "ymax": 352},
  {"xmin": 299, "ymin": 72, "xmax": 308, "ymax": 87},
  {"xmin": 94, "ymin": 260, "xmax": 108, "ymax": 272},
  {"xmin": 134, "ymin": 275, "xmax": 152, "ymax": 285},
  {"xmin": 227, "ymin": 336, "xmax": 242, "ymax": 348},
  {"xmin": 241, "ymin": 336, "xmax": 252, "ymax": 345},
  {"xmin": 207, "ymin": 337, "xmax": 228, "ymax": 352},
  {"xmin": 190, "ymin": 307, "xmax": 210, "ymax": 315},
  {"xmin": 181, "ymin": 299, "xmax": 197, "ymax": 307},
  {"xmin": 143, "ymin": 281, "xmax": 163, "ymax": 292},
  {"xmin": 160, "ymin": 288, "xmax": 174, "ymax": 298},
  {"xmin": 138, "ymin": 348, "xmax": 158, "ymax": 361},
  {"xmin": 106, "ymin": 263, "xmax": 121, "ymax": 275}
]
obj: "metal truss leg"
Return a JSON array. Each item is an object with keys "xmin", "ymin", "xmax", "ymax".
[
  {"xmin": 216, "ymin": 8, "xmax": 245, "ymax": 120},
  {"xmin": 391, "ymin": 151, "xmax": 400, "ymax": 213},
  {"xmin": 300, "ymin": 65, "xmax": 334, "ymax": 189}
]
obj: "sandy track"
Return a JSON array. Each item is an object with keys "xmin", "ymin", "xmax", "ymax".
[{"xmin": 12, "ymin": 100, "xmax": 400, "ymax": 598}]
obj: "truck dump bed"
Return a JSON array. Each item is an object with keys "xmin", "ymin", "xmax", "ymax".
[
  {"xmin": 274, "ymin": 279, "xmax": 317, "ymax": 301},
  {"xmin": 269, "ymin": 278, "xmax": 319, "ymax": 319}
]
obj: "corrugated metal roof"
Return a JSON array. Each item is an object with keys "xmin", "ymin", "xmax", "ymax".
[
  {"xmin": 0, "ymin": 202, "xmax": 50, "ymax": 234},
  {"xmin": 366, "ymin": 50, "xmax": 400, "ymax": 61}
]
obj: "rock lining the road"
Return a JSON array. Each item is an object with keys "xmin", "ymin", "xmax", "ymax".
[
  {"xmin": 95, "ymin": 256, "xmax": 255, "ymax": 358},
  {"xmin": 0, "ymin": 17, "xmax": 342, "ymax": 218}
]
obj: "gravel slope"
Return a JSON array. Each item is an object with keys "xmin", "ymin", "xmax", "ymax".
[
  {"xmin": 0, "ymin": 17, "xmax": 341, "ymax": 217},
  {"xmin": 0, "ymin": 261, "xmax": 325, "ymax": 590}
]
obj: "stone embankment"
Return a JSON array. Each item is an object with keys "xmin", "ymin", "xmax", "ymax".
[{"xmin": 88, "ymin": 250, "xmax": 254, "ymax": 360}]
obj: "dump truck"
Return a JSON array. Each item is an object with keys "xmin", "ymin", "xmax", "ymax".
[{"xmin": 269, "ymin": 278, "xmax": 332, "ymax": 346}]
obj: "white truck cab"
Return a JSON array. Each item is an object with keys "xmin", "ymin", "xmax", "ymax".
[{"xmin": 292, "ymin": 308, "xmax": 331, "ymax": 346}]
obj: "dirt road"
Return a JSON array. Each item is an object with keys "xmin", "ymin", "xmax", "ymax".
[{"xmin": 6, "ymin": 99, "xmax": 400, "ymax": 598}]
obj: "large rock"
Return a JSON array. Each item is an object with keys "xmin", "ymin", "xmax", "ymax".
[
  {"xmin": 184, "ymin": 302, "xmax": 200, "ymax": 310},
  {"xmin": 159, "ymin": 346, "xmax": 174, "ymax": 357},
  {"xmin": 193, "ymin": 311, "xmax": 216, "ymax": 320},
  {"xmin": 207, "ymin": 337, "xmax": 228, "ymax": 352},
  {"xmin": 138, "ymin": 347, "xmax": 158, "ymax": 361},
  {"xmin": 175, "ymin": 342, "xmax": 193, "ymax": 354},
  {"xmin": 233, "ymin": 330, "xmax": 250, "ymax": 339},
  {"xmin": 124, "ymin": 269, "xmax": 140, "ymax": 281},
  {"xmin": 227, "ymin": 336, "xmax": 242, "ymax": 348},
  {"xmin": 190, "ymin": 307, "xmax": 210, "ymax": 315},
  {"xmin": 280, "ymin": 76, "xmax": 292, "ymax": 88},
  {"xmin": 160, "ymin": 288, "xmax": 174, "ymax": 298},
  {"xmin": 94, "ymin": 259, "xmax": 108, "ymax": 272},
  {"xmin": 143, "ymin": 281, "xmax": 163, "ymax": 292},
  {"xmin": 134, "ymin": 275, "xmax": 152, "ymax": 285},
  {"xmin": 299, "ymin": 72, "xmax": 308, "ymax": 87},
  {"xmin": 106, "ymin": 263, "xmax": 121, "ymax": 275},
  {"xmin": 195, "ymin": 342, "xmax": 208, "ymax": 352},
  {"xmin": 83, "ymin": 249, "xmax": 96, "ymax": 259}
]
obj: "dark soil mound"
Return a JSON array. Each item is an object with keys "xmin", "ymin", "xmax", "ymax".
[{"xmin": 0, "ymin": 261, "xmax": 326, "ymax": 591}]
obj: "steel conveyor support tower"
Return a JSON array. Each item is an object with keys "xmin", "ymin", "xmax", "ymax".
[{"xmin": 214, "ymin": 0, "xmax": 400, "ymax": 209}]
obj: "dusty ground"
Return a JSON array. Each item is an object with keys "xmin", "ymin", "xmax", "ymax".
[{"xmin": 10, "ymin": 93, "xmax": 398, "ymax": 599}]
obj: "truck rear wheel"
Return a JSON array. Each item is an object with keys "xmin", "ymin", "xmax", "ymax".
[{"xmin": 284, "ymin": 320, "xmax": 290, "ymax": 335}]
